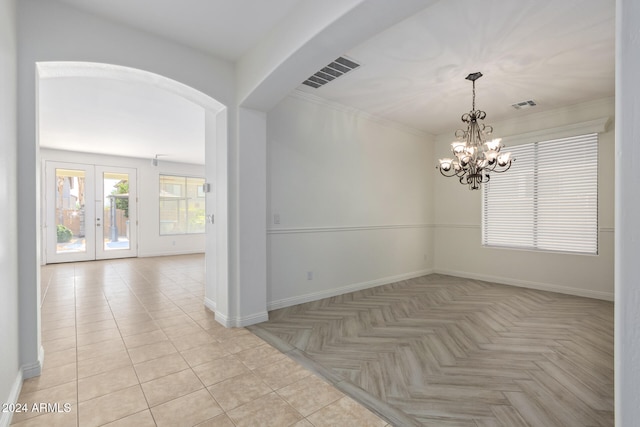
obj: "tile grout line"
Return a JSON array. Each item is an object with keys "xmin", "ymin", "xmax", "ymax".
[{"xmin": 108, "ymin": 257, "xmax": 225, "ymax": 426}]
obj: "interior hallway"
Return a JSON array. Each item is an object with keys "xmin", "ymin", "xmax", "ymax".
[{"xmin": 11, "ymin": 255, "xmax": 388, "ymax": 427}]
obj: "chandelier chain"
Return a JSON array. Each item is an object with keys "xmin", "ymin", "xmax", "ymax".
[{"xmin": 472, "ymin": 79, "xmax": 476, "ymax": 111}]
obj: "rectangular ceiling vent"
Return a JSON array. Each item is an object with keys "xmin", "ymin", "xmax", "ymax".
[
  {"xmin": 301, "ymin": 56, "xmax": 360, "ymax": 89},
  {"xmin": 512, "ymin": 100, "xmax": 537, "ymax": 110}
]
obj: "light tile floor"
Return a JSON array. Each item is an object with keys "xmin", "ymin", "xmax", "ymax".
[{"xmin": 11, "ymin": 255, "xmax": 389, "ymax": 427}]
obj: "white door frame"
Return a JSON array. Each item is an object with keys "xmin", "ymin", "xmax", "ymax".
[{"xmin": 44, "ymin": 161, "xmax": 138, "ymax": 263}]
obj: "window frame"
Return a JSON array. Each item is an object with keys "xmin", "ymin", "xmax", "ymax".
[
  {"xmin": 159, "ymin": 174, "xmax": 206, "ymax": 236},
  {"xmin": 482, "ymin": 133, "xmax": 599, "ymax": 255}
]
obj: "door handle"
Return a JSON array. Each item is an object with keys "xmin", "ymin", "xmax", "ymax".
[{"xmin": 206, "ymin": 214, "xmax": 214, "ymax": 224}]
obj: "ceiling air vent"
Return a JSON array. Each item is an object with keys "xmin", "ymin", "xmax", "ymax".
[
  {"xmin": 511, "ymin": 100, "xmax": 537, "ymax": 110},
  {"xmin": 301, "ymin": 56, "xmax": 360, "ymax": 89}
]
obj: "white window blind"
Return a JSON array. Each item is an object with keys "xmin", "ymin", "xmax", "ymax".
[{"xmin": 482, "ymin": 133, "xmax": 598, "ymax": 254}]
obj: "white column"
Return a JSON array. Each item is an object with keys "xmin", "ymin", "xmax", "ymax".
[
  {"xmin": 17, "ymin": 48, "xmax": 42, "ymax": 379},
  {"xmin": 615, "ymin": 0, "xmax": 640, "ymax": 424},
  {"xmin": 235, "ymin": 107, "xmax": 268, "ymax": 325},
  {"xmin": 214, "ymin": 106, "xmax": 267, "ymax": 327}
]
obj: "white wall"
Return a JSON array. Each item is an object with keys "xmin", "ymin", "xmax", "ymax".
[
  {"xmin": 433, "ymin": 97, "xmax": 615, "ymax": 300},
  {"xmin": 615, "ymin": 0, "xmax": 640, "ymax": 422},
  {"xmin": 267, "ymin": 92, "xmax": 434, "ymax": 308},
  {"xmin": 40, "ymin": 149, "xmax": 206, "ymax": 259},
  {"xmin": 0, "ymin": 0, "xmax": 21, "ymax": 425}
]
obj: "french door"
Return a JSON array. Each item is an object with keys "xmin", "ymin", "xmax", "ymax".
[{"xmin": 45, "ymin": 161, "xmax": 137, "ymax": 263}]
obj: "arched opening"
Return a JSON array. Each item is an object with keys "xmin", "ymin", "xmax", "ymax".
[{"xmin": 30, "ymin": 62, "xmax": 229, "ymax": 371}]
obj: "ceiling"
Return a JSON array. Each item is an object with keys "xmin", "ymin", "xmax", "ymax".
[
  {"xmin": 51, "ymin": 0, "xmax": 301, "ymax": 61},
  {"xmin": 310, "ymin": 0, "xmax": 615, "ymax": 135},
  {"xmin": 39, "ymin": 77, "xmax": 206, "ymax": 165},
  {"xmin": 40, "ymin": 0, "xmax": 615, "ymax": 164}
]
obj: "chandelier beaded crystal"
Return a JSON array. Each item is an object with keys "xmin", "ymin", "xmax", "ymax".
[{"xmin": 437, "ymin": 72, "xmax": 513, "ymax": 190}]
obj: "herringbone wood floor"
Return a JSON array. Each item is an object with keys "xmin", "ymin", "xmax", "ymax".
[{"xmin": 251, "ymin": 274, "xmax": 614, "ymax": 427}]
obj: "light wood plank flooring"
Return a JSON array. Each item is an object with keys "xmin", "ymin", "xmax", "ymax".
[{"xmin": 250, "ymin": 274, "xmax": 614, "ymax": 427}]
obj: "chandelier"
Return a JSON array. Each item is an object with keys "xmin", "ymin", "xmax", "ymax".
[{"xmin": 437, "ymin": 72, "xmax": 513, "ymax": 190}]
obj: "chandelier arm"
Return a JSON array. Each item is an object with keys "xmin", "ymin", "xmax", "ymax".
[
  {"xmin": 484, "ymin": 162, "xmax": 498, "ymax": 173},
  {"xmin": 437, "ymin": 167, "xmax": 459, "ymax": 178},
  {"xmin": 490, "ymin": 160, "xmax": 514, "ymax": 173}
]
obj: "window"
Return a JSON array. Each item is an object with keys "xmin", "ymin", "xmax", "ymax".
[
  {"xmin": 159, "ymin": 175, "xmax": 206, "ymax": 235},
  {"xmin": 482, "ymin": 133, "xmax": 598, "ymax": 254}
]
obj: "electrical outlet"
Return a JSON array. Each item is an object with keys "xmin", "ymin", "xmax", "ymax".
[
  {"xmin": 307, "ymin": 271, "xmax": 313, "ymax": 280},
  {"xmin": 274, "ymin": 214, "xmax": 280, "ymax": 225}
]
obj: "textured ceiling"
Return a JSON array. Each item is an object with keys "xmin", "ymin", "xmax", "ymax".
[
  {"xmin": 298, "ymin": 0, "xmax": 615, "ymax": 135},
  {"xmin": 40, "ymin": 0, "xmax": 615, "ymax": 163}
]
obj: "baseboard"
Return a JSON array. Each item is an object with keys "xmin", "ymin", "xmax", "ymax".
[
  {"xmin": 267, "ymin": 268, "xmax": 435, "ymax": 311},
  {"xmin": 137, "ymin": 250, "xmax": 205, "ymax": 258},
  {"xmin": 434, "ymin": 269, "xmax": 614, "ymax": 301},
  {"xmin": 214, "ymin": 311, "xmax": 269, "ymax": 328},
  {"xmin": 204, "ymin": 297, "xmax": 216, "ymax": 313},
  {"xmin": 0, "ymin": 370, "xmax": 23, "ymax": 427},
  {"xmin": 21, "ymin": 345, "xmax": 44, "ymax": 379},
  {"xmin": 214, "ymin": 311, "xmax": 231, "ymax": 327}
]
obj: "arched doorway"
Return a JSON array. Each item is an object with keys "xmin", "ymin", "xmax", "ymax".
[{"xmin": 35, "ymin": 61, "xmax": 228, "ymax": 357}]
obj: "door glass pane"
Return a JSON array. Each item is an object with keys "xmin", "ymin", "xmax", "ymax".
[
  {"xmin": 55, "ymin": 169, "xmax": 86, "ymax": 254},
  {"xmin": 103, "ymin": 172, "xmax": 130, "ymax": 251}
]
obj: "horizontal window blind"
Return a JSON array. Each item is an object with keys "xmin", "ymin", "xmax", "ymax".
[{"xmin": 482, "ymin": 133, "xmax": 598, "ymax": 254}]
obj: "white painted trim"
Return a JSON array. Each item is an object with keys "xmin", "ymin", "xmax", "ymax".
[
  {"xmin": 0, "ymin": 370, "xmax": 23, "ymax": 427},
  {"xmin": 137, "ymin": 250, "xmax": 205, "ymax": 258},
  {"xmin": 236, "ymin": 312, "xmax": 269, "ymax": 327},
  {"xmin": 214, "ymin": 311, "xmax": 269, "ymax": 328},
  {"xmin": 268, "ymin": 223, "xmax": 434, "ymax": 235},
  {"xmin": 204, "ymin": 297, "xmax": 216, "ymax": 313},
  {"xmin": 268, "ymin": 268, "xmax": 434, "ymax": 311},
  {"xmin": 433, "ymin": 223, "xmax": 480, "ymax": 230},
  {"xmin": 289, "ymin": 90, "xmax": 433, "ymax": 139},
  {"xmin": 434, "ymin": 269, "xmax": 614, "ymax": 301},
  {"xmin": 214, "ymin": 311, "xmax": 231, "ymax": 328},
  {"xmin": 21, "ymin": 345, "xmax": 44, "ymax": 380}
]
